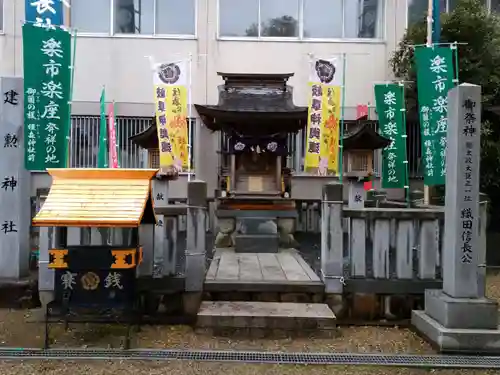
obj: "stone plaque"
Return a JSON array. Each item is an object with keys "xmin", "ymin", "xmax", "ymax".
[
  {"xmin": 0, "ymin": 77, "xmax": 30, "ymax": 278},
  {"xmin": 443, "ymin": 83, "xmax": 481, "ymax": 298}
]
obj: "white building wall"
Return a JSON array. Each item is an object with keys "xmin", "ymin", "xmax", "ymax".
[
  {"xmin": 0, "ymin": 0, "xmax": 409, "ymax": 199},
  {"xmin": 1, "ymin": 0, "xmax": 408, "ymax": 110}
]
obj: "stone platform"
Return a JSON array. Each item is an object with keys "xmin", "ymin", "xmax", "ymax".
[
  {"xmin": 412, "ymin": 289, "xmax": 500, "ymax": 354},
  {"xmin": 197, "ymin": 301, "xmax": 336, "ymax": 338},
  {"xmin": 205, "ymin": 248, "xmax": 323, "ymax": 296},
  {"xmin": 412, "ymin": 310, "xmax": 500, "ymax": 354}
]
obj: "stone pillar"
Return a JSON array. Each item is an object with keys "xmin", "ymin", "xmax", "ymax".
[
  {"xmin": 412, "ymin": 83, "xmax": 500, "ymax": 353},
  {"xmin": 67, "ymin": 227, "xmax": 81, "ymax": 246},
  {"xmin": 38, "ymin": 227, "xmax": 58, "ymax": 308},
  {"xmin": 0, "ymin": 77, "xmax": 30, "ymax": 279},
  {"xmin": 347, "ymin": 179, "xmax": 365, "ymax": 208},
  {"xmin": 184, "ymin": 180, "xmax": 207, "ymax": 315},
  {"xmin": 442, "ymin": 85, "xmax": 481, "ymax": 298},
  {"xmin": 151, "ymin": 178, "xmax": 169, "ymax": 278},
  {"xmin": 229, "ymin": 155, "xmax": 236, "ymax": 191},
  {"xmin": 321, "ymin": 182, "xmax": 344, "ymax": 293},
  {"xmin": 478, "ymin": 200, "xmax": 488, "ymax": 298}
]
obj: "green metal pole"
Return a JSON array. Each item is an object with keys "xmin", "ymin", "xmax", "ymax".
[
  {"xmin": 399, "ymin": 82, "xmax": 411, "ymax": 207},
  {"xmin": 452, "ymin": 41, "xmax": 459, "ymax": 85},
  {"xmin": 66, "ymin": 29, "xmax": 77, "ymax": 168},
  {"xmin": 338, "ymin": 53, "xmax": 347, "ymax": 183}
]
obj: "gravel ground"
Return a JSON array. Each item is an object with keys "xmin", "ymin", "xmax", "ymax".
[
  {"xmin": 0, "ymin": 272, "xmax": 499, "ymax": 373},
  {"xmin": 0, "ymin": 361, "xmax": 499, "ymax": 375}
]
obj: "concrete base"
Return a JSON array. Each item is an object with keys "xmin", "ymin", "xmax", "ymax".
[
  {"xmin": 425, "ymin": 289, "xmax": 498, "ymax": 329},
  {"xmin": 197, "ymin": 301, "xmax": 336, "ymax": 337},
  {"xmin": 412, "ymin": 310, "xmax": 500, "ymax": 354}
]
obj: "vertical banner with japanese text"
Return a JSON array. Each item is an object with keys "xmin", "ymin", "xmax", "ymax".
[
  {"xmin": 322, "ymin": 86, "xmax": 341, "ymax": 173},
  {"xmin": 23, "ymin": 23, "xmax": 71, "ymax": 170},
  {"xmin": 153, "ymin": 60, "xmax": 189, "ymax": 171},
  {"xmin": 25, "ymin": 0, "xmax": 64, "ymax": 27},
  {"xmin": 304, "ymin": 57, "xmax": 343, "ymax": 175},
  {"xmin": 374, "ymin": 84, "xmax": 407, "ymax": 188},
  {"xmin": 108, "ymin": 102, "xmax": 119, "ymax": 168},
  {"xmin": 415, "ymin": 46, "xmax": 455, "ymax": 185}
]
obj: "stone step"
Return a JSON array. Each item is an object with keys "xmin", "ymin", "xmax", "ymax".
[
  {"xmin": 197, "ymin": 301, "xmax": 336, "ymax": 333},
  {"xmin": 234, "ymin": 234, "xmax": 279, "ymax": 253},
  {"xmin": 237, "ymin": 217, "xmax": 277, "ymax": 235}
]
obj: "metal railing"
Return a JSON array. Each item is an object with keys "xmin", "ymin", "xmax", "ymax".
[
  {"xmin": 69, "ymin": 116, "xmax": 196, "ymax": 169},
  {"xmin": 69, "ymin": 115, "xmax": 422, "ymax": 178}
]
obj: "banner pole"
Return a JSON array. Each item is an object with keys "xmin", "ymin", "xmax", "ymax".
[
  {"xmin": 114, "ymin": 101, "xmax": 121, "ymax": 168},
  {"xmin": 66, "ymin": 28, "xmax": 77, "ymax": 168},
  {"xmin": 423, "ymin": 0, "xmax": 434, "ymax": 205},
  {"xmin": 399, "ymin": 82, "xmax": 411, "ymax": 207},
  {"xmin": 338, "ymin": 53, "xmax": 347, "ymax": 184},
  {"xmin": 187, "ymin": 53, "xmax": 193, "ymax": 181}
]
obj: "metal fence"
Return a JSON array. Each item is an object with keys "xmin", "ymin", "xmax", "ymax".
[
  {"xmin": 69, "ymin": 116, "xmax": 150, "ymax": 168},
  {"xmin": 69, "ymin": 115, "xmax": 423, "ymax": 178},
  {"xmin": 69, "ymin": 116, "xmax": 196, "ymax": 169}
]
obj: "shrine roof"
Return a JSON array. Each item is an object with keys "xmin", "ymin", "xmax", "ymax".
[
  {"xmin": 343, "ymin": 122, "xmax": 392, "ymax": 150},
  {"xmin": 32, "ymin": 168, "xmax": 158, "ymax": 227},
  {"xmin": 129, "ymin": 121, "xmax": 160, "ymax": 149},
  {"xmin": 195, "ymin": 72, "xmax": 307, "ymax": 135}
]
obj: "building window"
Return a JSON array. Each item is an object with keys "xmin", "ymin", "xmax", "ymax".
[
  {"xmin": 70, "ymin": 0, "xmax": 111, "ymax": 33},
  {"xmin": 303, "ymin": 0, "xmax": 343, "ymax": 38},
  {"xmin": 219, "ymin": 0, "xmax": 259, "ymax": 37},
  {"xmin": 69, "ymin": 0, "xmax": 196, "ymax": 36},
  {"xmin": 260, "ymin": 0, "xmax": 299, "ymax": 37},
  {"xmin": 407, "ymin": 0, "xmax": 488, "ymax": 28},
  {"xmin": 219, "ymin": 0, "xmax": 384, "ymax": 39}
]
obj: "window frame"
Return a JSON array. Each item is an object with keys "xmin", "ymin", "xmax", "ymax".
[
  {"xmin": 406, "ymin": 0, "xmax": 493, "ymax": 29},
  {"xmin": 217, "ymin": 0, "xmax": 386, "ymax": 43},
  {"xmin": 69, "ymin": 0, "xmax": 197, "ymax": 39}
]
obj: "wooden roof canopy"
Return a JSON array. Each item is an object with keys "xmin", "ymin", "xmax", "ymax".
[
  {"xmin": 32, "ymin": 169, "xmax": 159, "ymax": 227},
  {"xmin": 196, "ymin": 72, "xmax": 307, "ymax": 136},
  {"xmin": 130, "ymin": 72, "xmax": 308, "ymax": 149},
  {"xmin": 342, "ymin": 122, "xmax": 392, "ymax": 150}
]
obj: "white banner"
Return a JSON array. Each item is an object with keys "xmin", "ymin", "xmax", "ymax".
[
  {"xmin": 308, "ymin": 56, "xmax": 343, "ymax": 86},
  {"xmin": 153, "ymin": 59, "xmax": 189, "ymax": 86}
]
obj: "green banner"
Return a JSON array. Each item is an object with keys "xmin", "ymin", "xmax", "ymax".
[
  {"xmin": 98, "ymin": 88, "xmax": 108, "ymax": 168},
  {"xmin": 415, "ymin": 46, "xmax": 455, "ymax": 186},
  {"xmin": 23, "ymin": 23, "xmax": 71, "ymax": 170},
  {"xmin": 374, "ymin": 84, "xmax": 407, "ymax": 189}
]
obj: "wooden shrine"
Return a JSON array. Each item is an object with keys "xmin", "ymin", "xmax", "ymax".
[
  {"xmin": 32, "ymin": 168, "xmax": 158, "ymax": 348},
  {"xmin": 195, "ymin": 73, "xmax": 307, "ymax": 206},
  {"xmin": 342, "ymin": 122, "xmax": 391, "ymax": 207},
  {"xmin": 196, "ymin": 73, "xmax": 307, "ymax": 252}
]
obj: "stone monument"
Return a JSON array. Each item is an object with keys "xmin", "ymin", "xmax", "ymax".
[
  {"xmin": 0, "ymin": 77, "xmax": 31, "ymax": 279},
  {"xmin": 412, "ymin": 83, "xmax": 500, "ymax": 353}
]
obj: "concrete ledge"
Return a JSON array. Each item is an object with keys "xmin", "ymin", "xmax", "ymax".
[
  {"xmin": 195, "ymin": 326, "xmax": 337, "ymax": 339},
  {"xmin": 204, "ymin": 280, "xmax": 324, "ymax": 293},
  {"xmin": 197, "ymin": 301, "xmax": 336, "ymax": 331},
  {"xmin": 217, "ymin": 210, "xmax": 298, "ymax": 218},
  {"xmin": 344, "ymin": 207, "xmax": 444, "ymax": 220},
  {"xmin": 425, "ymin": 289, "xmax": 498, "ymax": 329},
  {"xmin": 344, "ymin": 279, "xmax": 442, "ymax": 294},
  {"xmin": 412, "ymin": 310, "xmax": 500, "ymax": 354}
]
